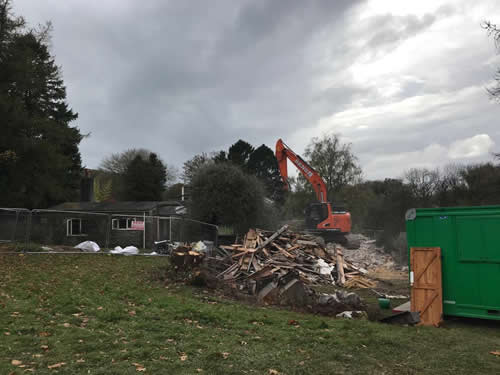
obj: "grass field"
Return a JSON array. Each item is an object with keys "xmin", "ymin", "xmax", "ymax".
[{"xmin": 1, "ymin": 254, "xmax": 499, "ymax": 374}]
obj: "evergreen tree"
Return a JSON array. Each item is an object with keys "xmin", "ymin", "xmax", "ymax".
[
  {"xmin": 0, "ymin": 1, "xmax": 82, "ymax": 208},
  {"xmin": 228, "ymin": 139, "xmax": 254, "ymax": 169},
  {"xmin": 247, "ymin": 144, "xmax": 285, "ymax": 203},
  {"xmin": 123, "ymin": 153, "xmax": 166, "ymax": 201}
]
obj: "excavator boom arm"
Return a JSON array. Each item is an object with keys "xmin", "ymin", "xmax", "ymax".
[{"xmin": 276, "ymin": 139, "xmax": 328, "ymax": 203}]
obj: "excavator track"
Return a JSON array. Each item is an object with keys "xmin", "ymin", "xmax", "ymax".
[{"xmin": 305, "ymin": 230, "xmax": 361, "ymax": 249}]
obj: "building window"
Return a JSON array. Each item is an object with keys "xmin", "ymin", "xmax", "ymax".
[
  {"xmin": 66, "ymin": 218, "xmax": 87, "ymax": 236},
  {"xmin": 112, "ymin": 217, "xmax": 137, "ymax": 230}
]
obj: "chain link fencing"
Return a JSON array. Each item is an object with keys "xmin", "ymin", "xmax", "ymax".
[
  {"xmin": 0, "ymin": 208, "xmax": 218, "ymax": 252},
  {"xmin": 0, "ymin": 208, "xmax": 31, "ymax": 250}
]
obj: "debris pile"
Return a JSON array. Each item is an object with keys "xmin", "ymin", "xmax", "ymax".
[
  {"xmin": 210, "ymin": 226, "xmax": 372, "ymax": 288},
  {"xmin": 191, "ymin": 225, "xmax": 375, "ymax": 315},
  {"xmin": 339, "ymin": 235, "xmax": 397, "ymax": 271}
]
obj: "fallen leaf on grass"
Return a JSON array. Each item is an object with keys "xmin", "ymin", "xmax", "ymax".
[
  {"xmin": 4, "ymin": 332, "xmax": 10, "ymax": 335},
  {"xmin": 11, "ymin": 359, "xmax": 22, "ymax": 366},
  {"xmin": 63, "ymin": 323, "xmax": 71, "ymax": 327},
  {"xmin": 97, "ymin": 306, "xmax": 103, "ymax": 310},
  {"xmin": 288, "ymin": 319, "xmax": 299, "ymax": 326},
  {"xmin": 268, "ymin": 369, "xmax": 280, "ymax": 375},
  {"xmin": 221, "ymin": 352, "xmax": 230, "ymax": 359},
  {"xmin": 132, "ymin": 363, "xmax": 146, "ymax": 372},
  {"xmin": 47, "ymin": 362, "xmax": 66, "ymax": 369},
  {"xmin": 490, "ymin": 351, "xmax": 500, "ymax": 356},
  {"xmin": 128, "ymin": 310, "xmax": 136, "ymax": 316},
  {"xmin": 39, "ymin": 332, "xmax": 51, "ymax": 337},
  {"xmin": 76, "ymin": 359, "xmax": 85, "ymax": 363},
  {"xmin": 179, "ymin": 353, "xmax": 188, "ymax": 361}
]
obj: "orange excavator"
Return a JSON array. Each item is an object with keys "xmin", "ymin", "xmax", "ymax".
[{"xmin": 276, "ymin": 139, "xmax": 352, "ymax": 243}]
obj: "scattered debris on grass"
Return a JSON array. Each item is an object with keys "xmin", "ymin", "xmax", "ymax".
[
  {"xmin": 336, "ymin": 311, "xmax": 367, "ymax": 319},
  {"xmin": 47, "ymin": 362, "xmax": 66, "ymax": 369}
]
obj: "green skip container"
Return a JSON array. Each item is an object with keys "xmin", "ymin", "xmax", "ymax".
[{"xmin": 406, "ymin": 205, "xmax": 500, "ymax": 321}]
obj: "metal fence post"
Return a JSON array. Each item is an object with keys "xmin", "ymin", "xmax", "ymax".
[
  {"xmin": 12, "ymin": 210, "xmax": 19, "ymax": 243},
  {"xmin": 106, "ymin": 214, "xmax": 111, "ymax": 249},
  {"xmin": 156, "ymin": 216, "xmax": 159, "ymax": 242},
  {"xmin": 25, "ymin": 210, "xmax": 32, "ymax": 251},
  {"xmin": 180, "ymin": 217, "xmax": 184, "ymax": 243}
]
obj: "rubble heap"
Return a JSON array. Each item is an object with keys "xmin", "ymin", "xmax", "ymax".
[
  {"xmin": 339, "ymin": 235, "xmax": 397, "ymax": 271},
  {"xmin": 210, "ymin": 226, "xmax": 373, "ymax": 287},
  {"xmin": 182, "ymin": 225, "xmax": 379, "ymax": 315}
]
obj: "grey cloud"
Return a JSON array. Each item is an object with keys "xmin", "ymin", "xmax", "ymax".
[
  {"xmin": 356, "ymin": 5, "xmax": 454, "ymax": 60},
  {"xmin": 11, "ymin": 0, "xmax": 500, "ymax": 181}
]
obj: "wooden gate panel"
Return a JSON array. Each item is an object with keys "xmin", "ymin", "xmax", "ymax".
[{"xmin": 410, "ymin": 247, "xmax": 443, "ymax": 326}]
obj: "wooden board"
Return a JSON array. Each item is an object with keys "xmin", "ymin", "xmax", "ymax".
[{"xmin": 410, "ymin": 247, "xmax": 443, "ymax": 327}]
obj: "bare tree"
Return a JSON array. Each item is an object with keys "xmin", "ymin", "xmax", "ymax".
[
  {"xmin": 404, "ymin": 168, "xmax": 440, "ymax": 205},
  {"xmin": 182, "ymin": 153, "xmax": 213, "ymax": 184},
  {"xmin": 483, "ymin": 21, "xmax": 500, "ymax": 100},
  {"xmin": 304, "ymin": 134, "xmax": 362, "ymax": 197},
  {"xmin": 483, "ymin": 21, "xmax": 500, "ymax": 158},
  {"xmin": 434, "ymin": 164, "xmax": 466, "ymax": 205}
]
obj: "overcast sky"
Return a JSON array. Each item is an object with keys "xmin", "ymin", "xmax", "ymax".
[{"xmin": 13, "ymin": 0, "xmax": 500, "ymax": 180}]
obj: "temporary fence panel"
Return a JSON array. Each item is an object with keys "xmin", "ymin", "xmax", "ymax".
[
  {"xmin": 169, "ymin": 217, "xmax": 218, "ymax": 244},
  {"xmin": 109, "ymin": 214, "xmax": 148, "ymax": 249},
  {"xmin": 0, "ymin": 208, "xmax": 31, "ymax": 247},
  {"xmin": 108, "ymin": 215, "xmax": 218, "ymax": 249},
  {"xmin": 1, "ymin": 209, "xmax": 218, "ymax": 251},
  {"xmin": 30, "ymin": 210, "xmax": 110, "ymax": 249}
]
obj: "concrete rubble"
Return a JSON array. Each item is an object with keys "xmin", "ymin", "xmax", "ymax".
[{"xmin": 335, "ymin": 234, "xmax": 397, "ymax": 271}]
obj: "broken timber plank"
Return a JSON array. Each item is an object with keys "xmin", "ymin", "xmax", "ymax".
[
  {"xmin": 255, "ymin": 225, "xmax": 289, "ymax": 253},
  {"xmin": 270, "ymin": 242, "xmax": 296, "ymax": 259},
  {"xmin": 296, "ymin": 239, "xmax": 319, "ymax": 246},
  {"xmin": 336, "ymin": 246, "xmax": 346, "ymax": 285}
]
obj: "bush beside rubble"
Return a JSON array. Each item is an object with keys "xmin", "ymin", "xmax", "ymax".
[{"xmin": 189, "ymin": 163, "xmax": 268, "ymax": 234}]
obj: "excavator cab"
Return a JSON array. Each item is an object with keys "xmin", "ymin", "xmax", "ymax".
[{"xmin": 305, "ymin": 203, "xmax": 329, "ymax": 229}]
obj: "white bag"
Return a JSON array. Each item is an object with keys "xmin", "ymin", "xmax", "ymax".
[{"xmin": 75, "ymin": 241, "xmax": 100, "ymax": 252}]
